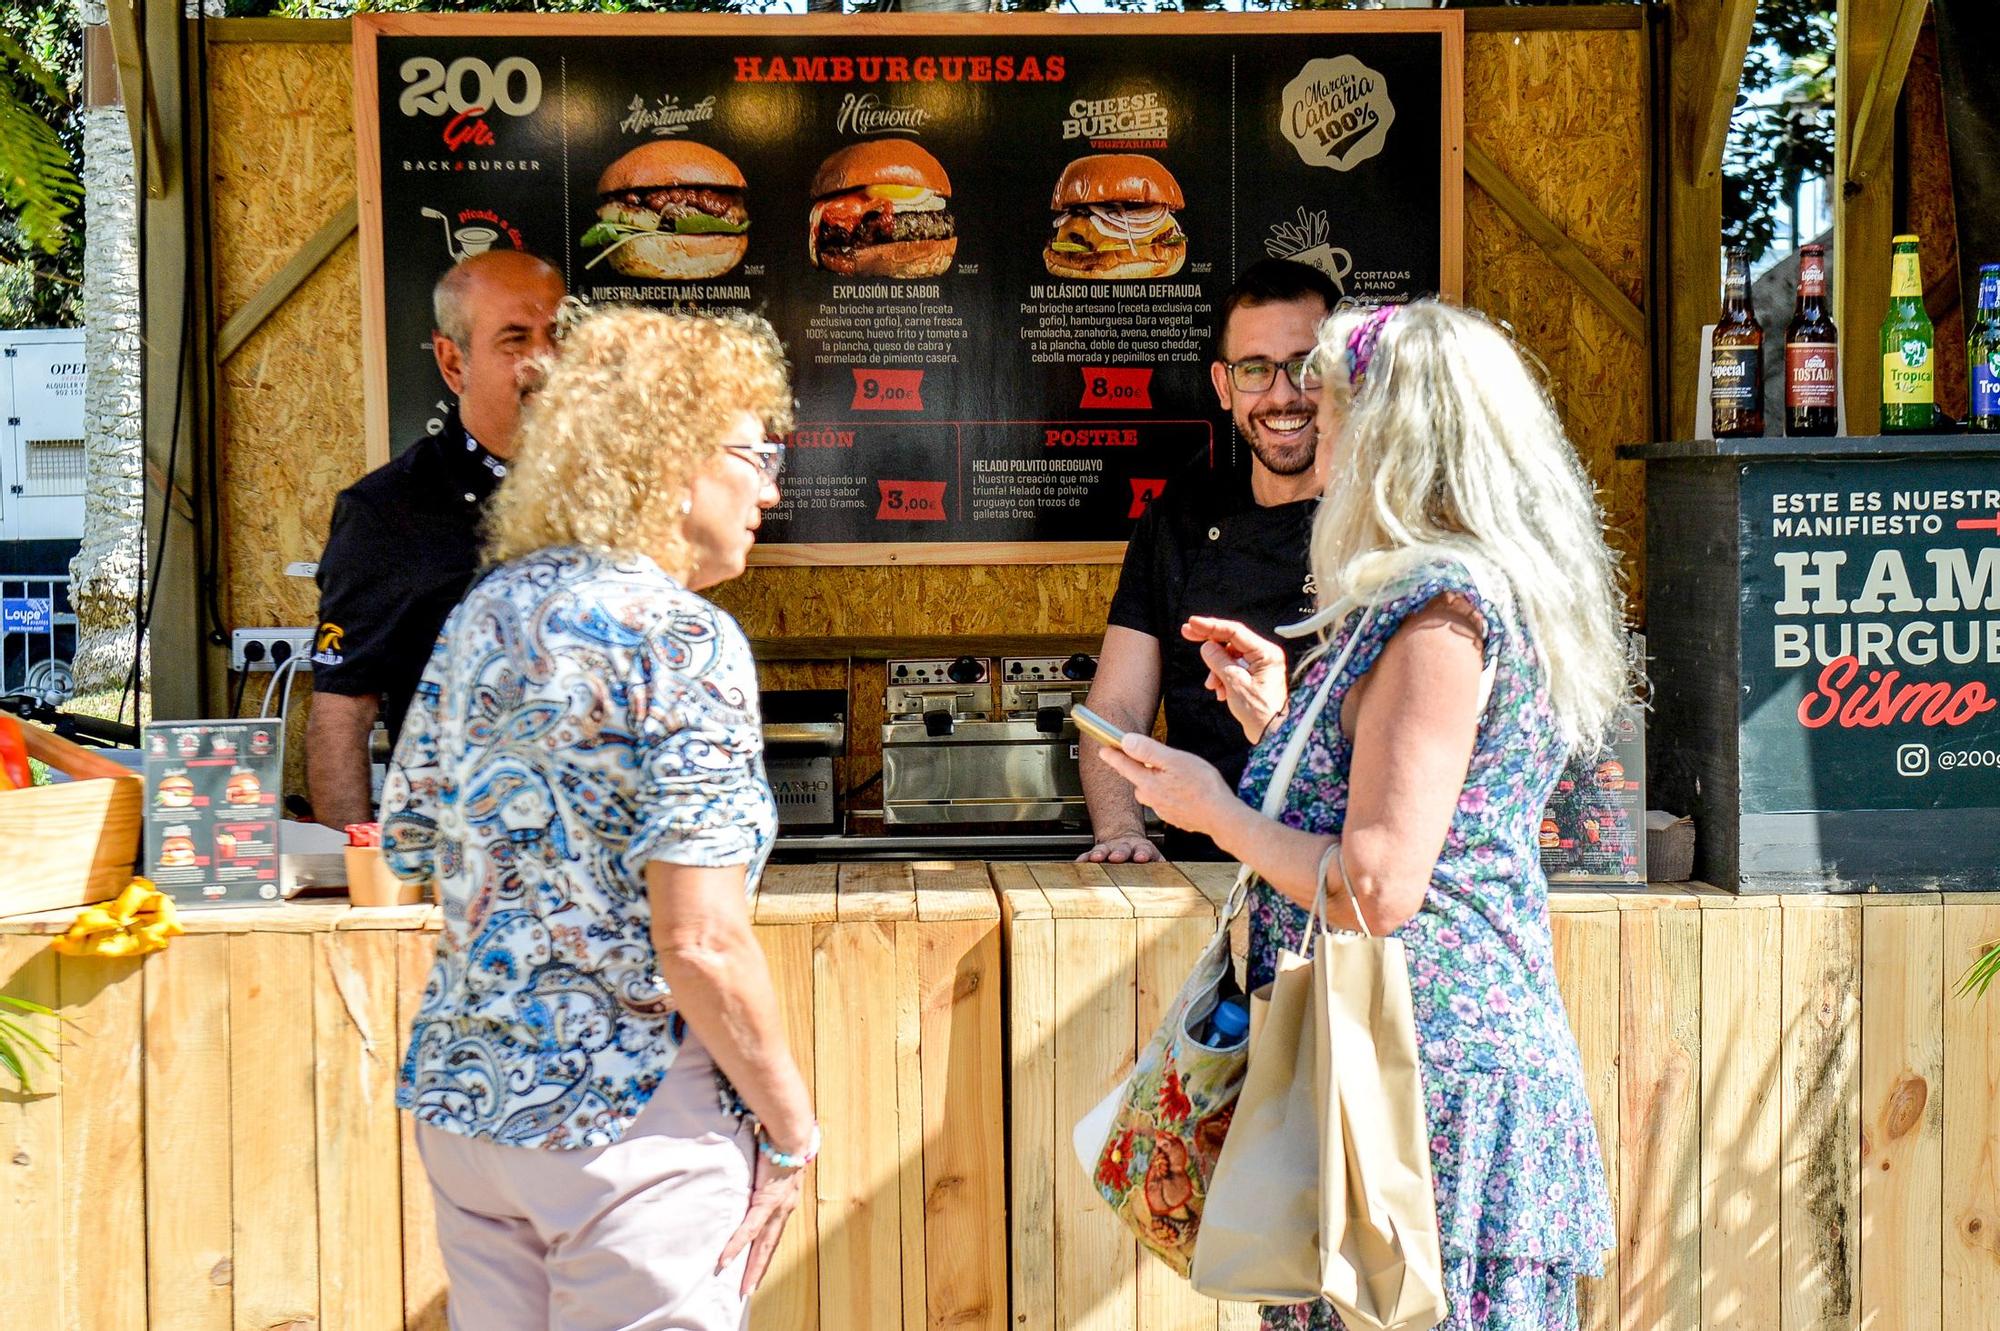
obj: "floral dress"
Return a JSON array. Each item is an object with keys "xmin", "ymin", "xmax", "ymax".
[{"xmin": 1237, "ymin": 559, "xmax": 1613, "ymax": 1331}]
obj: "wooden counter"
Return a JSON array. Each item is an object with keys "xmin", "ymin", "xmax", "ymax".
[{"xmin": 4, "ymin": 871, "xmax": 1997, "ymax": 1330}]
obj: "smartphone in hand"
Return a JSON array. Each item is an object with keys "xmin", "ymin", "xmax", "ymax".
[{"xmin": 1071, "ymin": 703, "xmax": 1128, "ymax": 749}]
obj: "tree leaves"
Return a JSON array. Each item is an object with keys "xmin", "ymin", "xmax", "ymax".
[{"xmin": 0, "ymin": 30, "xmax": 80, "ymax": 257}]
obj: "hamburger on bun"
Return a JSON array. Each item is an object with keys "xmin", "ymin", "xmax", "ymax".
[
  {"xmin": 1596, "ymin": 759, "xmax": 1626, "ymax": 789},
  {"xmin": 157, "ymin": 773, "xmax": 194, "ymax": 808},
  {"xmin": 225, "ymin": 772, "xmax": 262, "ymax": 805},
  {"xmin": 808, "ymin": 141, "xmax": 957, "ymax": 279},
  {"xmin": 1044, "ymin": 154, "xmax": 1187, "ymax": 280},
  {"xmin": 160, "ymin": 834, "xmax": 196, "ymax": 869},
  {"xmin": 581, "ymin": 141, "xmax": 749, "ymax": 281},
  {"xmin": 1538, "ymin": 818, "xmax": 1561, "ymax": 850}
]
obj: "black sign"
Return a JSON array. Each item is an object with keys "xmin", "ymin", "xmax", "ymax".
[
  {"xmin": 358, "ymin": 14, "xmax": 1461, "ymax": 556},
  {"xmin": 143, "ymin": 718, "xmax": 286, "ymax": 908},
  {"xmin": 1740, "ymin": 459, "xmax": 2000, "ymax": 814}
]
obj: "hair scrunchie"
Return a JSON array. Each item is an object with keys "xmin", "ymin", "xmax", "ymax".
[{"xmin": 1344, "ymin": 303, "xmax": 1403, "ymax": 388}]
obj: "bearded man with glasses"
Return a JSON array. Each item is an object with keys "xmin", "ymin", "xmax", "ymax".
[{"xmin": 1079, "ymin": 258, "xmax": 1339, "ymax": 864}]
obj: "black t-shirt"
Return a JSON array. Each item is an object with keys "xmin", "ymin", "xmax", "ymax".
[
  {"xmin": 1106, "ymin": 456, "xmax": 1316, "ymax": 857},
  {"xmin": 311, "ymin": 419, "xmax": 506, "ymax": 742}
]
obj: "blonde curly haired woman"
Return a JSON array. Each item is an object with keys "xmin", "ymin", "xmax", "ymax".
[
  {"xmin": 381, "ymin": 307, "xmax": 813, "ymax": 1331},
  {"xmin": 1101, "ymin": 301, "xmax": 1629, "ymax": 1330}
]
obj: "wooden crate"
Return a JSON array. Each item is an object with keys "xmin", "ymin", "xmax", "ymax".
[{"xmin": 0, "ymin": 776, "xmax": 142, "ymax": 917}]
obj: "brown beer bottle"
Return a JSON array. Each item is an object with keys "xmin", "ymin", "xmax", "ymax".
[
  {"xmin": 1784, "ymin": 243, "xmax": 1839, "ymax": 436},
  {"xmin": 1712, "ymin": 246, "xmax": 1765, "ymax": 437}
]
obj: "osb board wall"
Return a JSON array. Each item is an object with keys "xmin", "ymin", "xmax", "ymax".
[
  {"xmin": 1462, "ymin": 26, "xmax": 1648, "ymax": 599},
  {"xmin": 207, "ymin": 27, "xmax": 1648, "ymax": 747}
]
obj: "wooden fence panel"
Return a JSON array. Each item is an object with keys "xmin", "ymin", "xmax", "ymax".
[
  {"xmin": 57, "ymin": 954, "xmax": 146, "ymax": 1331},
  {"xmin": 0, "ymin": 936, "xmax": 63, "ymax": 1328},
  {"xmin": 1618, "ymin": 899, "xmax": 1702, "ymax": 1331},
  {"xmin": 1699, "ymin": 901, "xmax": 1783, "ymax": 1331},
  {"xmin": 1858, "ymin": 900, "xmax": 1943, "ymax": 1331},
  {"xmin": 145, "ymin": 933, "xmax": 235, "ymax": 1331},
  {"xmin": 230, "ymin": 931, "xmax": 321, "ymax": 1331},
  {"xmin": 1550, "ymin": 899, "xmax": 1620, "ymax": 1331},
  {"xmin": 313, "ymin": 930, "xmax": 404, "ymax": 1331},
  {"xmin": 1779, "ymin": 901, "xmax": 1861, "ymax": 1331},
  {"xmin": 1942, "ymin": 902, "xmax": 2000, "ymax": 1325}
]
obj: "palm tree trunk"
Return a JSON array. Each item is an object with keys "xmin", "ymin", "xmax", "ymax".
[{"xmin": 68, "ymin": 9, "xmax": 146, "ymax": 707}]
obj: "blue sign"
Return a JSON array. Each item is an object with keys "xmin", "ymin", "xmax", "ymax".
[{"xmin": 1, "ymin": 599, "xmax": 52, "ymax": 634}]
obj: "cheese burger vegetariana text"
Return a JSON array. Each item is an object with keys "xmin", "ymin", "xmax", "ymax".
[
  {"xmin": 1044, "ymin": 154, "xmax": 1186, "ymax": 280},
  {"xmin": 582, "ymin": 141, "xmax": 750, "ymax": 280},
  {"xmin": 808, "ymin": 140, "xmax": 957, "ymax": 278}
]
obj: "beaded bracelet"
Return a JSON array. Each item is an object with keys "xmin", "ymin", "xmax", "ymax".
[{"xmin": 758, "ymin": 1123, "xmax": 821, "ymax": 1171}]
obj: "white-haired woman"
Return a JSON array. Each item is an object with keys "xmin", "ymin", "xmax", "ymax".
[
  {"xmin": 381, "ymin": 307, "xmax": 813, "ymax": 1331},
  {"xmin": 1099, "ymin": 301, "xmax": 1625, "ymax": 1329}
]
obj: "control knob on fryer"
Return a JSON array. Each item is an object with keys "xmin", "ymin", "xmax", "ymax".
[
  {"xmin": 947, "ymin": 656, "xmax": 984, "ymax": 684},
  {"xmin": 1061, "ymin": 653, "xmax": 1097, "ymax": 682}
]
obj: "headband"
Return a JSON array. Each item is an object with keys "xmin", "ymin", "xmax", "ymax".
[{"xmin": 1343, "ymin": 303, "xmax": 1403, "ymax": 388}]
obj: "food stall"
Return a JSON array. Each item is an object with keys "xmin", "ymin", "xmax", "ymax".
[{"xmin": 3, "ymin": 7, "xmax": 1998, "ymax": 1331}]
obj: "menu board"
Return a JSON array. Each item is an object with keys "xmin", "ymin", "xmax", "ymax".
[
  {"xmin": 143, "ymin": 718, "xmax": 286, "ymax": 908},
  {"xmin": 356, "ymin": 13, "xmax": 1462, "ymax": 561},
  {"xmin": 1539, "ymin": 702, "xmax": 1647, "ymax": 884}
]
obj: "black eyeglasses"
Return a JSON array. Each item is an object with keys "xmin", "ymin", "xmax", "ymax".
[
  {"xmin": 726, "ymin": 439, "xmax": 787, "ymax": 483},
  {"xmin": 1221, "ymin": 355, "xmax": 1323, "ymax": 394}
]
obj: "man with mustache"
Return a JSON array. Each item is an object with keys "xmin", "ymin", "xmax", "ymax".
[
  {"xmin": 309, "ymin": 249, "xmax": 567, "ymax": 830},
  {"xmin": 1080, "ymin": 258, "xmax": 1336, "ymax": 863}
]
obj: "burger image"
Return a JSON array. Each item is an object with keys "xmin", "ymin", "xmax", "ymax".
[
  {"xmin": 1538, "ymin": 818, "xmax": 1560, "ymax": 850},
  {"xmin": 580, "ymin": 141, "xmax": 749, "ymax": 281},
  {"xmin": 1043, "ymin": 154, "xmax": 1187, "ymax": 280},
  {"xmin": 1596, "ymin": 759, "xmax": 1626, "ymax": 789},
  {"xmin": 160, "ymin": 833, "xmax": 196, "ymax": 869},
  {"xmin": 225, "ymin": 771, "xmax": 262, "ymax": 805},
  {"xmin": 157, "ymin": 773, "xmax": 195, "ymax": 808},
  {"xmin": 808, "ymin": 141, "xmax": 957, "ymax": 279}
]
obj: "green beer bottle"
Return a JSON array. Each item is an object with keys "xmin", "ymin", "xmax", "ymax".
[
  {"xmin": 1969, "ymin": 263, "xmax": 2000, "ymax": 433},
  {"xmin": 1880, "ymin": 234, "xmax": 1935, "ymax": 432}
]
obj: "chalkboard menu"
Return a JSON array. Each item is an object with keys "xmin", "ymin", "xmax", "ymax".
[{"xmin": 355, "ymin": 13, "xmax": 1462, "ymax": 562}]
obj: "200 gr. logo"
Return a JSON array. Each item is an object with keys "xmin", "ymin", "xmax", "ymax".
[{"xmin": 399, "ymin": 57, "xmax": 543, "ymax": 117}]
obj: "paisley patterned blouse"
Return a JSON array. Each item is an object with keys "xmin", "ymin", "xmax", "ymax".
[
  {"xmin": 1238, "ymin": 559, "xmax": 1614, "ymax": 1283},
  {"xmin": 382, "ymin": 545, "xmax": 775, "ymax": 1150}
]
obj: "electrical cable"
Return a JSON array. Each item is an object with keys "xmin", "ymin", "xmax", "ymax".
[
  {"xmin": 259, "ymin": 654, "xmax": 302, "ymax": 720},
  {"xmin": 228, "ymin": 667, "xmax": 248, "ymax": 718},
  {"xmin": 195, "ymin": 5, "xmax": 227, "ymax": 648}
]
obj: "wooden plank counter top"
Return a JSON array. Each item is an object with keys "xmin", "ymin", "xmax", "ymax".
[{"xmin": 4, "ymin": 868, "xmax": 1996, "ymax": 1330}]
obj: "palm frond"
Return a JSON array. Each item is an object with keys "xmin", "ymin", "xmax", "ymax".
[
  {"xmin": 0, "ymin": 36, "xmax": 81, "ymax": 257},
  {"xmin": 0, "ymin": 992, "xmax": 63, "ymax": 1094},
  {"xmin": 1957, "ymin": 939, "xmax": 2000, "ymax": 1001}
]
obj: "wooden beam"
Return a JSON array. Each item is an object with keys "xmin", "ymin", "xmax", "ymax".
[
  {"xmin": 749, "ymin": 633, "xmax": 1102, "ymax": 662},
  {"xmin": 1690, "ymin": 0, "xmax": 1759, "ymax": 185},
  {"xmin": 1465, "ymin": 142, "xmax": 1645, "ymax": 343},
  {"xmin": 217, "ymin": 199, "xmax": 359, "ymax": 363},
  {"xmin": 102, "ymin": 0, "xmax": 165, "ymax": 199},
  {"xmin": 204, "ymin": 17, "xmax": 354, "ymax": 43},
  {"xmin": 1847, "ymin": 0, "xmax": 1930, "ymax": 186},
  {"xmin": 1463, "ymin": 6, "xmax": 1643, "ymax": 33},
  {"xmin": 1839, "ymin": 0, "xmax": 1904, "ymax": 432}
]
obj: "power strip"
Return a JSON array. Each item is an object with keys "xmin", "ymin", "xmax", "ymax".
[{"xmin": 231, "ymin": 627, "xmax": 317, "ymax": 673}]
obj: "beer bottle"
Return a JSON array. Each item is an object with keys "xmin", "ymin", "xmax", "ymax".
[
  {"xmin": 1784, "ymin": 243, "xmax": 1839, "ymax": 436},
  {"xmin": 1880, "ymin": 234, "xmax": 1936, "ymax": 433},
  {"xmin": 1969, "ymin": 263, "xmax": 2000, "ymax": 433},
  {"xmin": 1711, "ymin": 246, "xmax": 1764, "ymax": 437}
]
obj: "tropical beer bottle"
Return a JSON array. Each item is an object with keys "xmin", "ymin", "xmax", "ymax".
[
  {"xmin": 1969, "ymin": 263, "xmax": 2000, "ymax": 433},
  {"xmin": 1880, "ymin": 234, "xmax": 1935, "ymax": 432}
]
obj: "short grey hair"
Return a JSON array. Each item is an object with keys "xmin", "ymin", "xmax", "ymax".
[
  {"xmin": 431, "ymin": 250, "xmax": 562, "ymax": 347},
  {"xmin": 432, "ymin": 262, "xmax": 478, "ymax": 347}
]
